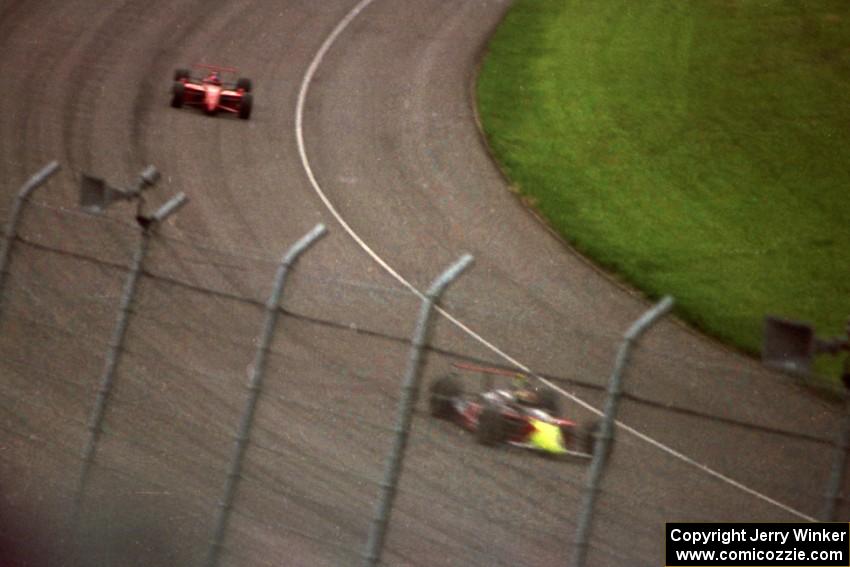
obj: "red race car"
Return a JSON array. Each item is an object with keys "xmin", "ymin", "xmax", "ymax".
[
  {"xmin": 429, "ymin": 362, "xmax": 600, "ymax": 458},
  {"xmin": 170, "ymin": 64, "xmax": 253, "ymax": 119}
]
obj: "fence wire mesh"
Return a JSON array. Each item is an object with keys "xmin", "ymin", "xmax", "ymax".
[{"xmin": 0, "ymin": 185, "xmax": 846, "ymax": 567}]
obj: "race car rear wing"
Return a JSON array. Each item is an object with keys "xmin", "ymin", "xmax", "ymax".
[
  {"xmin": 192, "ymin": 63, "xmax": 239, "ymax": 74},
  {"xmin": 451, "ymin": 361, "xmax": 528, "ymax": 391}
]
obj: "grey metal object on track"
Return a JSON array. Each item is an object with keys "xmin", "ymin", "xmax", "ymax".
[
  {"xmin": 571, "ymin": 295, "xmax": 675, "ymax": 567},
  {"xmin": 362, "ymin": 253, "xmax": 474, "ymax": 567},
  {"xmin": 205, "ymin": 224, "xmax": 327, "ymax": 567}
]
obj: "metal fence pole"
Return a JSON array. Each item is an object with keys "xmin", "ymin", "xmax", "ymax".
[
  {"xmin": 362, "ymin": 254, "xmax": 474, "ymax": 567},
  {"xmin": 822, "ymin": 393, "xmax": 850, "ymax": 521},
  {"xmin": 0, "ymin": 161, "xmax": 60, "ymax": 316},
  {"xmin": 74, "ymin": 194, "xmax": 188, "ymax": 518},
  {"xmin": 75, "ymin": 227, "xmax": 151, "ymax": 516},
  {"xmin": 571, "ymin": 295, "xmax": 674, "ymax": 567},
  {"xmin": 205, "ymin": 224, "xmax": 327, "ymax": 567}
]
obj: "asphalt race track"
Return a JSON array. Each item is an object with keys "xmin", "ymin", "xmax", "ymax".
[{"xmin": 0, "ymin": 1, "xmax": 845, "ymax": 566}]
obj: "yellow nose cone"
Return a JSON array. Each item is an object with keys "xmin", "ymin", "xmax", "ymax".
[{"xmin": 528, "ymin": 419, "xmax": 567, "ymax": 454}]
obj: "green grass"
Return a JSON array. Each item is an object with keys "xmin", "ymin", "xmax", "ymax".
[{"xmin": 477, "ymin": 0, "xmax": 850, "ymax": 376}]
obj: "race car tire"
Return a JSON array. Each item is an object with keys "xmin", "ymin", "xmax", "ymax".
[
  {"xmin": 429, "ymin": 373, "xmax": 461, "ymax": 418},
  {"xmin": 476, "ymin": 402, "xmax": 507, "ymax": 446},
  {"xmin": 173, "ymin": 68, "xmax": 190, "ymax": 81},
  {"xmin": 575, "ymin": 419, "xmax": 603, "ymax": 456},
  {"xmin": 535, "ymin": 386, "xmax": 560, "ymax": 415},
  {"xmin": 170, "ymin": 82, "xmax": 185, "ymax": 108},
  {"xmin": 238, "ymin": 93, "xmax": 253, "ymax": 120},
  {"xmin": 236, "ymin": 77, "xmax": 252, "ymax": 92}
]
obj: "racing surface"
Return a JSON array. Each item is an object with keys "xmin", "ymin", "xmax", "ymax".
[{"xmin": 0, "ymin": 1, "xmax": 845, "ymax": 565}]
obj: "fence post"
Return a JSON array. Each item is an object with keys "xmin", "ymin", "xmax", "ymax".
[
  {"xmin": 822, "ymin": 387, "xmax": 850, "ymax": 520},
  {"xmin": 0, "ymin": 161, "xmax": 60, "ymax": 316},
  {"xmin": 362, "ymin": 254, "xmax": 474, "ymax": 567},
  {"xmin": 571, "ymin": 295, "xmax": 674, "ymax": 567},
  {"xmin": 74, "ymin": 193, "xmax": 188, "ymax": 518},
  {"xmin": 205, "ymin": 224, "xmax": 327, "ymax": 567}
]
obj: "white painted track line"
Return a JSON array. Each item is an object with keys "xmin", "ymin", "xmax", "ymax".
[{"xmin": 294, "ymin": 0, "xmax": 815, "ymax": 522}]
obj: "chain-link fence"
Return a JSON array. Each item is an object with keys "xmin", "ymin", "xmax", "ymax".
[{"xmin": 0, "ymin": 165, "xmax": 845, "ymax": 567}]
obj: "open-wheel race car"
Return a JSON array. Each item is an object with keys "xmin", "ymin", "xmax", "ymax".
[
  {"xmin": 429, "ymin": 362, "xmax": 600, "ymax": 459},
  {"xmin": 170, "ymin": 64, "xmax": 253, "ymax": 119}
]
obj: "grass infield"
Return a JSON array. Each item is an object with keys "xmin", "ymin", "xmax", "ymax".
[{"xmin": 477, "ymin": 0, "xmax": 850, "ymax": 376}]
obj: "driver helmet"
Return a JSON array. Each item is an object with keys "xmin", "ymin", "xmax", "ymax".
[
  {"xmin": 512, "ymin": 372, "xmax": 528, "ymax": 389},
  {"xmin": 515, "ymin": 388, "xmax": 539, "ymax": 406},
  {"xmin": 209, "ymin": 71, "xmax": 221, "ymax": 84}
]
